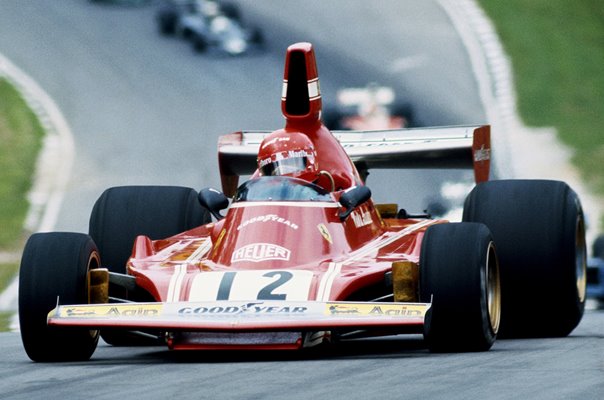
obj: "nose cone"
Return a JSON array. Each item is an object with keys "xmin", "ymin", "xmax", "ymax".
[{"xmin": 281, "ymin": 42, "xmax": 322, "ymax": 123}]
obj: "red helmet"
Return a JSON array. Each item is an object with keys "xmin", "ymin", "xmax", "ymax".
[{"xmin": 257, "ymin": 131, "xmax": 318, "ymax": 181}]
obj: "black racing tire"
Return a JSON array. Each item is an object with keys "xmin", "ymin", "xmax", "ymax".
[
  {"xmin": 89, "ymin": 185, "xmax": 210, "ymax": 345},
  {"xmin": 419, "ymin": 222, "xmax": 500, "ymax": 352},
  {"xmin": 192, "ymin": 35, "xmax": 208, "ymax": 53},
  {"xmin": 89, "ymin": 185, "xmax": 209, "ymax": 275},
  {"xmin": 157, "ymin": 10, "xmax": 178, "ymax": 35},
  {"xmin": 463, "ymin": 179, "xmax": 586, "ymax": 338},
  {"xmin": 250, "ymin": 27, "xmax": 264, "ymax": 46},
  {"xmin": 19, "ymin": 232, "xmax": 100, "ymax": 362}
]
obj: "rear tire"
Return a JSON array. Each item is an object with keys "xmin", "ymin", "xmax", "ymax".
[
  {"xmin": 192, "ymin": 35, "xmax": 208, "ymax": 52},
  {"xmin": 420, "ymin": 223, "xmax": 500, "ymax": 352},
  {"xmin": 89, "ymin": 185, "xmax": 209, "ymax": 275},
  {"xmin": 89, "ymin": 185, "xmax": 210, "ymax": 345},
  {"xmin": 463, "ymin": 180, "xmax": 586, "ymax": 337},
  {"xmin": 19, "ymin": 233, "xmax": 100, "ymax": 362}
]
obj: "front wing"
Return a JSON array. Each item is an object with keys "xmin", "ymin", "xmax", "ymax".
[{"xmin": 47, "ymin": 300, "xmax": 430, "ymax": 332}]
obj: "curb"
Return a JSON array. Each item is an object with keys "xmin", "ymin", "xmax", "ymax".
[
  {"xmin": 0, "ymin": 53, "xmax": 74, "ymax": 318},
  {"xmin": 440, "ymin": 0, "xmax": 602, "ymax": 243}
]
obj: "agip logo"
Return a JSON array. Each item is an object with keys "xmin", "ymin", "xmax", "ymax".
[{"xmin": 231, "ymin": 243, "xmax": 291, "ymax": 263}]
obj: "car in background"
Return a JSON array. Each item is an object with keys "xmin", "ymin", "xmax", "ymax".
[
  {"xmin": 588, "ymin": 235, "xmax": 604, "ymax": 307},
  {"xmin": 156, "ymin": 0, "xmax": 263, "ymax": 56},
  {"xmin": 322, "ymin": 85, "xmax": 414, "ymax": 130},
  {"xmin": 89, "ymin": 0, "xmax": 150, "ymax": 6}
]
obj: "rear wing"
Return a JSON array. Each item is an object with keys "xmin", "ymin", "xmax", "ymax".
[{"xmin": 218, "ymin": 125, "xmax": 490, "ymax": 196}]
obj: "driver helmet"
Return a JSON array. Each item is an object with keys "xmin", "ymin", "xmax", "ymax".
[{"xmin": 257, "ymin": 131, "xmax": 318, "ymax": 182}]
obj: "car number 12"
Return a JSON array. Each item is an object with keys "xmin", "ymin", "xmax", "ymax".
[{"xmin": 188, "ymin": 270, "xmax": 314, "ymax": 301}]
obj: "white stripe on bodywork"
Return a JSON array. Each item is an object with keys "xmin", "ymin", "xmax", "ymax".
[
  {"xmin": 281, "ymin": 79, "xmax": 321, "ymax": 101},
  {"xmin": 154, "ymin": 240, "xmax": 191, "ymax": 261},
  {"xmin": 186, "ymin": 239, "xmax": 212, "ymax": 263},
  {"xmin": 316, "ymin": 263, "xmax": 341, "ymax": 301},
  {"xmin": 167, "ymin": 264, "xmax": 187, "ymax": 302},
  {"xmin": 308, "ymin": 78, "xmax": 320, "ymax": 100},
  {"xmin": 345, "ymin": 219, "xmax": 436, "ymax": 263},
  {"xmin": 317, "ymin": 219, "xmax": 436, "ymax": 301}
]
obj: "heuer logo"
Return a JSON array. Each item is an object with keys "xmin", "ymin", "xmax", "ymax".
[{"xmin": 231, "ymin": 243, "xmax": 291, "ymax": 263}]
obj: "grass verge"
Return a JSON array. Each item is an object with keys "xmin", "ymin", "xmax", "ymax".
[
  {"xmin": 0, "ymin": 78, "xmax": 44, "ymax": 299},
  {"xmin": 0, "ymin": 263, "xmax": 19, "ymax": 331},
  {"xmin": 478, "ymin": 0, "xmax": 604, "ymax": 226}
]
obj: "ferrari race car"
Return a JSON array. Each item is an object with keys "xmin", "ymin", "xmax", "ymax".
[
  {"xmin": 156, "ymin": 0, "xmax": 263, "ymax": 55},
  {"xmin": 322, "ymin": 85, "xmax": 413, "ymax": 130},
  {"xmin": 19, "ymin": 42, "xmax": 587, "ymax": 362}
]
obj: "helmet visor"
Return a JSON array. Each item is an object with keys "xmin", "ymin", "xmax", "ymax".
[{"xmin": 260, "ymin": 157, "xmax": 309, "ymax": 177}]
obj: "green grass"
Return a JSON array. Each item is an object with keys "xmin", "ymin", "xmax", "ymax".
[
  {"xmin": 478, "ymin": 0, "xmax": 604, "ymax": 223},
  {"xmin": 0, "ymin": 78, "xmax": 44, "ymax": 250},
  {"xmin": 0, "ymin": 312, "xmax": 15, "ymax": 332},
  {"xmin": 0, "ymin": 263, "xmax": 19, "ymax": 331},
  {"xmin": 0, "ymin": 78, "xmax": 44, "ymax": 303}
]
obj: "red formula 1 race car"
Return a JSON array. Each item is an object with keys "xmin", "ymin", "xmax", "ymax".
[{"xmin": 19, "ymin": 43, "xmax": 587, "ymax": 362}]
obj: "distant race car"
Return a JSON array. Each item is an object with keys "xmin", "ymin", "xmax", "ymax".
[
  {"xmin": 19, "ymin": 42, "xmax": 587, "ymax": 362},
  {"xmin": 156, "ymin": 0, "xmax": 263, "ymax": 55},
  {"xmin": 322, "ymin": 85, "xmax": 413, "ymax": 130},
  {"xmin": 587, "ymin": 235, "xmax": 604, "ymax": 305}
]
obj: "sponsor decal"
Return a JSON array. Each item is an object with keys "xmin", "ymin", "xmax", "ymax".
[
  {"xmin": 366, "ymin": 305, "xmax": 424, "ymax": 317},
  {"xmin": 326, "ymin": 303, "xmax": 426, "ymax": 317},
  {"xmin": 287, "ymin": 149, "xmax": 312, "ymax": 159},
  {"xmin": 231, "ymin": 243, "xmax": 291, "ymax": 263},
  {"xmin": 178, "ymin": 301, "xmax": 308, "ymax": 316},
  {"xmin": 317, "ymin": 223, "xmax": 333, "ymax": 244},
  {"xmin": 64, "ymin": 308, "xmax": 97, "ymax": 317},
  {"xmin": 474, "ymin": 144, "xmax": 491, "ymax": 162},
  {"xmin": 259, "ymin": 150, "xmax": 313, "ymax": 167},
  {"xmin": 351, "ymin": 210, "xmax": 372, "ymax": 228},
  {"xmin": 237, "ymin": 214, "xmax": 299, "ymax": 231},
  {"xmin": 61, "ymin": 304, "xmax": 162, "ymax": 318},
  {"xmin": 258, "ymin": 156, "xmax": 273, "ymax": 168},
  {"xmin": 328, "ymin": 304, "xmax": 360, "ymax": 314}
]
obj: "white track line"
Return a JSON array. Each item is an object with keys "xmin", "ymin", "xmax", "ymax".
[{"xmin": 0, "ymin": 53, "xmax": 74, "ymax": 330}]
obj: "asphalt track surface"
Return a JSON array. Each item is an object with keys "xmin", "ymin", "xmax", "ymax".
[{"xmin": 0, "ymin": 1, "xmax": 602, "ymax": 399}]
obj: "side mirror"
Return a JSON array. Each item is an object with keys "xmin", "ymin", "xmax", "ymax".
[
  {"xmin": 338, "ymin": 185, "xmax": 371, "ymax": 221},
  {"xmin": 198, "ymin": 188, "xmax": 229, "ymax": 220}
]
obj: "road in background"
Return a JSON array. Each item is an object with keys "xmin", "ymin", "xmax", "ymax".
[{"xmin": 0, "ymin": 0, "xmax": 484, "ymax": 233}]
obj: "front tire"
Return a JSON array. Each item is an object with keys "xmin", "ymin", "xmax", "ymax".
[
  {"xmin": 463, "ymin": 180, "xmax": 586, "ymax": 337},
  {"xmin": 420, "ymin": 222, "xmax": 501, "ymax": 352},
  {"xmin": 19, "ymin": 233, "xmax": 100, "ymax": 362},
  {"xmin": 89, "ymin": 185, "xmax": 210, "ymax": 345}
]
